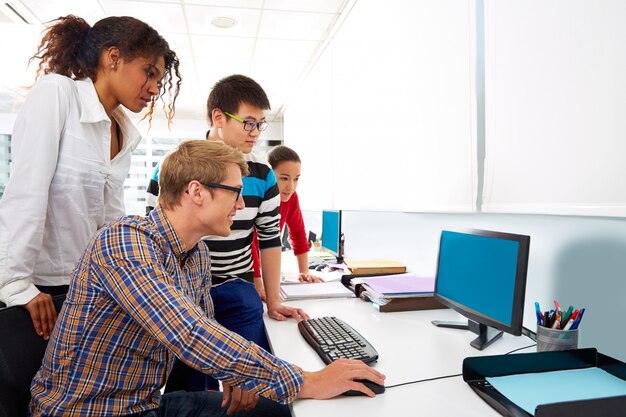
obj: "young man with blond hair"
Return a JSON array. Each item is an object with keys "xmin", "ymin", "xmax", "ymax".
[{"xmin": 31, "ymin": 140, "xmax": 385, "ymax": 417}]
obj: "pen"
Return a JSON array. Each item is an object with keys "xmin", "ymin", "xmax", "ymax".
[
  {"xmin": 546, "ymin": 310, "xmax": 556, "ymax": 328},
  {"xmin": 534, "ymin": 302, "xmax": 542, "ymax": 325},
  {"xmin": 571, "ymin": 308, "xmax": 586, "ymax": 330},
  {"xmin": 560, "ymin": 305, "xmax": 574, "ymax": 329},
  {"xmin": 554, "ymin": 299, "xmax": 561, "ymax": 315},
  {"xmin": 563, "ymin": 319, "xmax": 575, "ymax": 330},
  {"xmin": 570, "ymin": 308, "xmax": 580, "ymax": 322}
]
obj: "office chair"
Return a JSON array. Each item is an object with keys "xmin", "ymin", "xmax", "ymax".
[{"xmin": 0, "ymin": 294, "xmax": 66, "ymax": 417}]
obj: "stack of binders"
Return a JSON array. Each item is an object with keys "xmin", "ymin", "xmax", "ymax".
[{"xmin": 347, "ymin": 273, "xmax": 446, "ymax": 313}]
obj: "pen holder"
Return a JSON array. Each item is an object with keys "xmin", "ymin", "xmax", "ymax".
[{"xmin": 536, "ymin": 325, "xmax": 579, "ymax": 352}]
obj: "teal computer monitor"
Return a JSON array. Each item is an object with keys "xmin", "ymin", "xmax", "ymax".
[
  {"xmin": 321, "ymin": 209, "xmax": 343, "ymax": 262},
  {"xmin": 432, "ymin": 229, "xmax": 530, "ymax": 350}
]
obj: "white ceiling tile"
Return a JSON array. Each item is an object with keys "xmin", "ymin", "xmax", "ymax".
[
  {"xmin": 164, "ymin": 33, "xmax": 193, "ymax": 57},
  {"xmin": 0, "ymin": 23, "xmax": 42, "ymax": 84},
  {"xmin": 253, "ymin": 38, "xmax": 319, "ymax": 62},
  {"xmin": 190, "ymin": 34, "xmax": 255, "ymax": 59},
  {"xmin": 265, "ymin": 0, "xmax": 345, "ymax": 14},
  {"xmin": 259, "ymin": 10, "xmax": 335, "ymax": 41},
  {"xmin": 101, "ymin": 1, "xmax": 187, "ymax": 34},
  {"xmin": 194, "ymin": 56, "xmax": 252, "ymax": 87},
  {"xmin": 1, "ymin": 0, "xmax": 351, "ymax": 120},
  {"xmin": 183, "ymin": 0, "xmax": 263, "ymax": 7},
  {"xmin": 172, "ymin": 54, "xmax": 198, "ymax": 85},
  {"xmin": 249, "ymin": 59, "xmax": 309, "ymax": 109},
  {"xmin": 20, "ymin": 0, "xmax": 105, "ymax": 24},
  {"xmin": 185, "ymin": 4, "xmax": 261, "ymax": 37}
]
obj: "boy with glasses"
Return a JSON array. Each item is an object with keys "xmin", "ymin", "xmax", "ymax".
[{"xmin": 147, "ymin": 75, "xmax": 306, "ymax": 391}]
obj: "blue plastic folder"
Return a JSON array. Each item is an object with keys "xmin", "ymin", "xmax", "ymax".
[{"xmin": 487, "ymin": 368, "xmax": 626, "ymax": 415}]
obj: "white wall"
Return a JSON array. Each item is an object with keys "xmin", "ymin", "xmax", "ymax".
[
  {"xmin": 285, "ymin": 0, "xmax": 477, "ymax": 212},
  {"xmin": 291, "ymin": 0, "xmax": 626, "ymax": 361}
]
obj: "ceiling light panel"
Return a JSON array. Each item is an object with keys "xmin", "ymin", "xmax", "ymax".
[
  {"xmin": 101, "ymin": 0, "xmax": 187, "ymax": 34},
  {"xmin": 185, "ymin": 4, "xmax": 261, "ymax": 37},
  {"xmin": 259, "ymin": 10, "xmax": 335, "ymax": 41}
]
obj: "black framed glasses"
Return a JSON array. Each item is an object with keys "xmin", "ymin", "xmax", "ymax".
[
  {"xmin": 224, "ymin": 111, "xmax": 269, "ymax": 132},
  {"xmin": 200, "ymin": 182, "xmax": 243, "ymax": 201}
]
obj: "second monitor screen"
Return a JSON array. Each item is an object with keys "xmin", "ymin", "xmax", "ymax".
[{"xmin": 321, "ymin": 210, "xmax": 341, "ymax": 256}]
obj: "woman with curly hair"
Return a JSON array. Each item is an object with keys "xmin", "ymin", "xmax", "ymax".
[{"xmin": 0, "ymin": 15, "xmax": 181, "ymax": 340}]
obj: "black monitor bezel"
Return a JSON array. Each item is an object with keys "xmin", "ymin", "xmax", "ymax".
[
  {"xmin": 321, "ymin": 209, "xmax": 342, "ymax": 257},
  {"xmin": 433, "ymin": 228, "xmax": 530, "ymax": 337}
]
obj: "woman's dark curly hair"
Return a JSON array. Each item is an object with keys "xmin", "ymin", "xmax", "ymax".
[{"xmin": 30, "ymin": 15, "xmax": 181, "ymax": 124}]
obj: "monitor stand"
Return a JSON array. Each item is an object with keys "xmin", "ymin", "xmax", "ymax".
[{"xmin": 431, "ymin": 319, "xmax": 503, "ymax": 350}]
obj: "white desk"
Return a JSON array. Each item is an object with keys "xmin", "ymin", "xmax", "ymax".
[{"xmin": 264, "ymin": 298, "xmax": 535, "ymax": 417}]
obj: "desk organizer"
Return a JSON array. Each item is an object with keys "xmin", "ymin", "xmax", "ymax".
[{"xmin": 462, "ymin": 348, "xmax": 626, "ymax": 417}]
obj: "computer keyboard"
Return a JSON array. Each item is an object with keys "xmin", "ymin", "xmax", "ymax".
[
  {"xmin": 298, "ymin": 316, "xmax": 379, "ymax": 364},
  {"xmin": 307, "ymin": 255, "xmax": 327, "ymax": 268}
]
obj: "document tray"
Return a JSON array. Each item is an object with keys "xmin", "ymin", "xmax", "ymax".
[{"xmin": 462, "ymin": 348, "xmax": 626, "ymax": 417}]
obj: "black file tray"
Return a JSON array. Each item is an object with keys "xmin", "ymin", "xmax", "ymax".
[{"xmin": 462, "ymin": 348, "xmax": 626, "ymax": 417}]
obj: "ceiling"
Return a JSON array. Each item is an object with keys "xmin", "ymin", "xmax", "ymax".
[{"xmin": 0, "ymin": 0, "xmax": 352, "ymax": 122}]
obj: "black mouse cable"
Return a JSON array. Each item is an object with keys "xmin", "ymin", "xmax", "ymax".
[
  {"xmin": 384, "ymin": 372, "xmax": 462, "ymax": 389},
  {"xmin": 505, "ymin": 343, "xmax": 536, "ymax": 355},
  {"xmin": 383, "ymin": 344, "xmax": 537, "ymax": 390}
]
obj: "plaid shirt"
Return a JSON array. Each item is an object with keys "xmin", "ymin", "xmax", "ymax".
[{"xmin": 30, "ymin": 206, "xmax": 303, "ymax": 417}]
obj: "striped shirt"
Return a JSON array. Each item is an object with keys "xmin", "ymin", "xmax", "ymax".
[
  {"xmin": 29, "ymin": 206, "xmax": 303, "ymax": 417},
  {"xmin": 146, "ymin": 152, "xmax": 281, "ymax": 285}
]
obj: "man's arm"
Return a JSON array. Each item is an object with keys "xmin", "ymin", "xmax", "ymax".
[
  {"xmin": 260, "ymin": 247, "xmax": 308, "ymax": 321},
  {"xmin": 95, "ymin": 221, "xmax": 304, "ymax": 404}
]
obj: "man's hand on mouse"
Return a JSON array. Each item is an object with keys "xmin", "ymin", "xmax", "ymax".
[{"xmin": 298, "ymin": 359, "xmax": 386, "ymax": 399}]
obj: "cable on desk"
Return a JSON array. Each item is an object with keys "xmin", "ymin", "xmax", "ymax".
[
  {"xmin": 505, "ymin": 343, "xmax": 536, "ymax": 355},
  {"xmin": 384, "ymin": 343, "xmax": 537, "ymax": 390},
  {"xmin": 385, "ymin": 372, "xmax": 462, "ymax": 389}
]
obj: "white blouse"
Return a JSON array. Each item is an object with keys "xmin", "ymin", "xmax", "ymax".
[{"xmin": 0, "ymin": 74, "xmax": 141, "ymax": 306}]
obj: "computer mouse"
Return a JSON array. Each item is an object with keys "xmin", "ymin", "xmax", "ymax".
[
  {"xmin": 341, "ymin": 379, "xmax": 386, "ymax": 396},
  {"xmin": 315, "ymin": 264, "xmax": 326, "ymax": 271}
]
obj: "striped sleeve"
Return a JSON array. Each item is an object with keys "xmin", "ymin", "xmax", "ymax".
[{"xmin": 251, "ymin": 163, "xmax": 281, "ymax": 250}]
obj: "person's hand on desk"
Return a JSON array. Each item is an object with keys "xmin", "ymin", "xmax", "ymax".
[
  {"xmin": 267, "ymin": 300, "xmax": 309, "ymax": 322},
  {"xmin": 298, "ymin": 272, "xmax": 324, "ymax": 283},
  {"xmin": 222, "ymin": 382, "xmax": 259, "ymax": 414},
  {"xmin": 298, "ymin": 359, "xmax": 386, "ymax": 399},
  {"xmin": 24, "ymin": 291, "xmax": 58, "ymax": 340}
]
